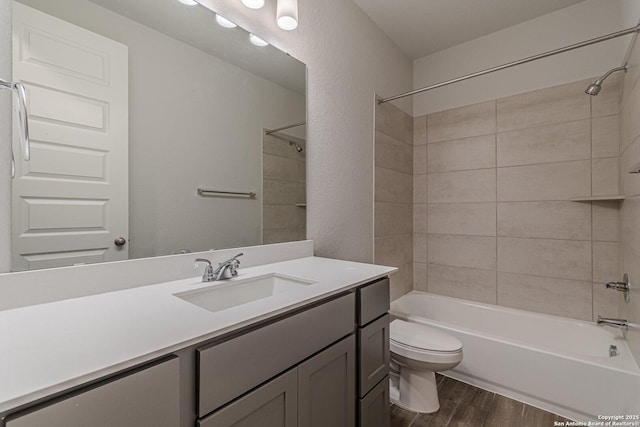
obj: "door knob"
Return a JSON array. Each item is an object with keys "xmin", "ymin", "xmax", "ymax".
[{"xmin": 114, "ymin": 237, "xmax": 127, "ymax": 247}]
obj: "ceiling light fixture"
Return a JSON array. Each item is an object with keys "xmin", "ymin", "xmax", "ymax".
[
  {"xmin": 276, "ymin": 0, "xmax": 298, "ymax": 30},
  {"xmin": 241, "ymin": 0, "xmax": 265, "ymax": 9},
  {"xmin": 215, "ymin": 14, "xmax": 237, "ymax": 28},
  {"xmin": 177, "ymin": 0, "xmax": 198, "ymax": 5},
  {"xmin": 249, "ymin": 34, "xmax": 269, "ymax": 47}
]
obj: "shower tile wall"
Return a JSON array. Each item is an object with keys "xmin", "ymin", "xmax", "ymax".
[
  {"xmin": 413, "ymin": 77, "xmax": 623, "ymax": 321},
  {"xmin": 375, "ymin": 99, "xmax": 414, "ymax": 300},
  {"xmin": 262, "ymin": 134, "xmax": 306, "ymax": 244},
  {"xmin": 620, "ymin": 37, "xmax": 640, "ymax": 361}
]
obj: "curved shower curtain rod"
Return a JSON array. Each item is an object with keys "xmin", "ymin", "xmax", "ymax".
[{"xmin": 378, "ymin": 24, "xmax": 640, "ymax": 105}]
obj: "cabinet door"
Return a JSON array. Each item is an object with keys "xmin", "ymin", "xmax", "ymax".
[
  {"xmin": 5, "ymin": 357, "xmax": 180, "ymax": 427},
  {"xmin": 198, "ymin": 368, "xmax": 297, "ymax": 427},
  {"xmin": 359, "ymin": 376, "xmax": 390, "ymax": 427},
  {"xmin": 298, "ymin": 335, "xmax": 356, "ymax": 427},
  {"xmin": 359, "ymin": 314, "xmax": 390, "ymax": 397}
]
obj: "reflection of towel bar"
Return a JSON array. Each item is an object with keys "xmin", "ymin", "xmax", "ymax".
[{"xmin": 197, "ymin": 188, "xmax": 257, "ymax": 199}]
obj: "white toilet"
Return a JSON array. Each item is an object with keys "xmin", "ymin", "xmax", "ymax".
[{"xmin": 389, "ymin": 319, "xmax": 463, "ymax": 413}]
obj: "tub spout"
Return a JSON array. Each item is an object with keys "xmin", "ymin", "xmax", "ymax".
[{"xmin": 597, "ymin": 316, "xmax": 628, "ymax": 331}]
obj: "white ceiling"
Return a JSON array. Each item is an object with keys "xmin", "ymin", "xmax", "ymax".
[{"xmin": 353, "ymin": 0, "xmax": 589, "ymax": 59}]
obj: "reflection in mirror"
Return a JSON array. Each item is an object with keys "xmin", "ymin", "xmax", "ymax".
[{"xmin": 10, "ymin": 0, "xmax": 306, "ymax": 271}]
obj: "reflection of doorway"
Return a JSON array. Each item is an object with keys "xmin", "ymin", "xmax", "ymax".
[
  {"xmin": 262, "ymin": 132, "xmax": 306, "ymax": 244},
  {"xmin": 11, "ymin": 2, "xmax": 129, "ymax": 271}
]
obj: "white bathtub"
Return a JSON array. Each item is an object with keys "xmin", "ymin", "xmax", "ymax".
[{"xmin": 390, "ymin": 291, "xmax": 640, "ymax": 421}]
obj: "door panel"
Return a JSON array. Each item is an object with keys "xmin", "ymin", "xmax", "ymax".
[{"xmin": 12, "ymin": 2, "xmax": 129, "ymax": 270}]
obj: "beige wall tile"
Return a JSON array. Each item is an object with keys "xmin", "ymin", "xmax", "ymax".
[
  {"xmin": 297, "ymin": 183, "xmax": 306, "ymax": 205},
  {"xmin": 413, "ymin": 262, "xmax": 428, "ymax": 292},
  {"xmin": 497, "ymin": 160, "xmax": 590, "ymax": 201},
  {"xmin": 592, "ymin": 201, "xmax": 620, "ymax": 242},
  {"xmin": 428, "ymin": 169, "xmax": 496, "ymax": 203},
  {"xmin": 428, "ymin": 134, "xmax": 496, "ymax": 173},
  {"xmin": 593, "ymin": 241, "xmax": 620, "ymax": 284},
  {"xmin": 624, "ymin": 79, "xmax": 640, "ymax": 152},
  {"xmin": 497, "ymin": 119, "xmax": 590, "ymax": 167},
  {"xmin": 428, "ymin": 264, "xmax": 497, "ymax": 304},
  {"xmin": 497, "ymin": 237, "xmax": 591, "ymax": 281},
  {"xmin": 413, "ymin": 175, "xmax": 427, "ymax": 204},
  {"xmin": 376, "ymin": 100, "xmax": 406, "ymax": 142},
  {"xmin": 592, "ymin": 157, "xmax": 619, "ymax": 196},
  {"xmin": 428, "ymin": 203, "xmax": 496, "ymax": 236},
  {"xmin": 497, "ymin": 272, "xmax": 592, "ymax": 320},
  {"xmin": 375, "ymin": 131, "xmax": 412, "ymax": 173},
  {"xmin": 592, "ymin": 115, "xmax": 619, "ymax": 159},
  {"xmin": 375, "ymin": 167, "xmax": 412, "ymax": 203},
  {"xmin": 621, "ymin": 138, "xmax": 640, "ymax": 198},
  {"xmin": 263, "ymin": 153, "xmax": 298, "ymax": 181},
  {"xmin": 263, "ymin": 179, "xmax": 298, "ymax": 205},
  {"xmin": 592, "ymin": 72, "xmax": 622, "ymax": 118},
  {"xmin": 390, "ymin": 263, "xmax": 413, "ymax": 301},
  {"xmin": 375, "ymin": 202, "xmax": 412, "ymax": 237},
  {"xmin": 593, "ymin": 282, "xmax": 620, "ymax": 321},
  {"xmin": 414, "ymin": 115, "xmax": 427, "ymax": 146},
  {"xmin": 413, "ymin": 233, "xmax": 427, "ymax": 263},
  {"xmin": 404, "ymin": 115, "xmax": 414, "ymax": 145},
  {"xmin": 375, "ymin": 234, "xmax": 411, "ymax": 267},
  {"xmin": 414, "ymin": 144, "xmax": 427, "ymax": 175},
  {"xmin": 621, "ymin": 197, "xmax": 640, "ymax": 256},
  {"xmin": 263, "ymin": 205, "xmax": 299, "ymax": 230},
  {"xmin": 497, "ymin": 201, "xmax": 591, "ymax": 240},
  {"xmin": 497, "ymin": 80, "xmax": 590, "ymax": 132},
  {"xmin": 263, "ymin": 228, "xmax": 300, "ymax": 244},
  {"xmin": 413, "ymin": 204, "xmax": 427, "ymax": 234},
  {"xmin": 428, "ymin": 234, "xmax": 496, "ymax": 270},
  {"xmin": 427, "ymin": 101, "xmax": 496, "ymax": 143}
]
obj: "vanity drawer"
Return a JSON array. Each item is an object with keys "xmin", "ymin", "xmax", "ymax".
[
  {"xmin": 358, "ymin": 376, "xmax": 390, "ymax": 427},
  {"xmin": 357, "ymin": 278, "xmax": 389, "ymax": 326},
  {"xmin": 358, "ymin": 314, "xmax": 390, "ymax": 397},
  {"xmin": 197, "ymin": 293, "xmax": 356, "ymax": 417}
]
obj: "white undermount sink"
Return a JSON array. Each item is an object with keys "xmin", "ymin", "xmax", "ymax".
[{"xmin": 174, "ymin": 273, "xmax": 316, "ymax": 313}]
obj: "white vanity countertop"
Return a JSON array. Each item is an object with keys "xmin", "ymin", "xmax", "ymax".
[{"xmin": 0, "ymin": 256, "xmax": 396, "ymax": 413}]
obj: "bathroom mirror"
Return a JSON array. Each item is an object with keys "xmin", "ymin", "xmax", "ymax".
[{"xmin": 10, "ymin": 0, "xmax": 306, "ymax": 271}]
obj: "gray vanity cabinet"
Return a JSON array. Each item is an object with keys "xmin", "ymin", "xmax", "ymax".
[
  {"xmin": 298, "ymin": 335, "xmax": 356, "ymax": 427},
  {"xmin": 198, "ymin": 368, "xmax": 298, "ymax": 427},
  {"xmin": 356, "ymin": 278, "xmax": 391, "ymax": 427},
  {"xmin": 4, "ymin": 356, "xmax": 180, "ymax": 427}
]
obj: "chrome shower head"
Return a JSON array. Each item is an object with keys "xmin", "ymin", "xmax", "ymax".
[
  {"xmin": 289, "ymin": 141, "xmax": 303, "ymax": 152},
  {"xmin": 585, "ymin": 65, "xmax": 627, "ymax": 96},
  {"xmin": 585, "ymin": 83, "xmax": 602, "ymax": 96}
]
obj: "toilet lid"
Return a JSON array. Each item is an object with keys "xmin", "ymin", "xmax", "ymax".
[{"xmin": 390, "ymin": 319, "xmax": 462, "ymax": 352}]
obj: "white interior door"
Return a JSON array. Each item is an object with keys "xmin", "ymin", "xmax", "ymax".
[{"xmin": 12, "ymin": 2, "xmax": 129, "ymax": 271}]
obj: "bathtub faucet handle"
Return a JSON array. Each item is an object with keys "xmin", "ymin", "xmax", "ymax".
[{"xmin": 604, "ymin": 273, "xmax": 631, "ymax": 303}]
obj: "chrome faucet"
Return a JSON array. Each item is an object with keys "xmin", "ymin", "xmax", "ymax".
[
  {"xmin": 597, "ymin": 315, "xmax": 629, "ymax": 331},
  {"xmin": 194, "ymin": 258, "xmax": 215, "ymax": 282},
  {"xmin": 211, "ymin": 253, "xmax": 243, "ymax": 280}
]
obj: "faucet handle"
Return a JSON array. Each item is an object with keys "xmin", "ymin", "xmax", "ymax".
[{"xmin": 194, "ymin": 258, "xmax": 214, "ymax": 282}]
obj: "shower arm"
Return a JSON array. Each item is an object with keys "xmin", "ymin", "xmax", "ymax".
[
  {"xmin": 379, "ymin": 24, "xmax": 640, "ymax": 104},
  {"xmin": 593, "ymin": 65, "xmax": 628, "ymax": 85}
]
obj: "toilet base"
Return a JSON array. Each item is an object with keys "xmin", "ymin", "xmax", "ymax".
[{"xmin": 390, "ymin": 367, "xmax": 440, "ymax": 414}]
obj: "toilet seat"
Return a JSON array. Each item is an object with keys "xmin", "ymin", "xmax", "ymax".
[{"xmin": 390, "ymin": 319, "xmax": 462, "ymax": 363}]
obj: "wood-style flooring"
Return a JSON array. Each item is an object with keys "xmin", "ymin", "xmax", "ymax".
[{"xmin": 390, "ymin": 374, "xmax": 571, "ymax": 427}]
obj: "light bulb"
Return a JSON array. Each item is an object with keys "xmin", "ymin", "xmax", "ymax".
[
  {"xmin": 241, "ymin": 0, "xmax": 264, "ymax": 9},
  {"xmin": 177, "ymin": 0, "xmax": 198, "ymax": 5},
  {"xmin": 277, "ymin": 0, "xmax": 298, "ymax": 30},
  {"xmin": 215, "ymin": 14, "xmax": 237, "ymax": 28},
  {"xmin": 249, "ymin": 34, "xmax": 269, "ymax": 47}
]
